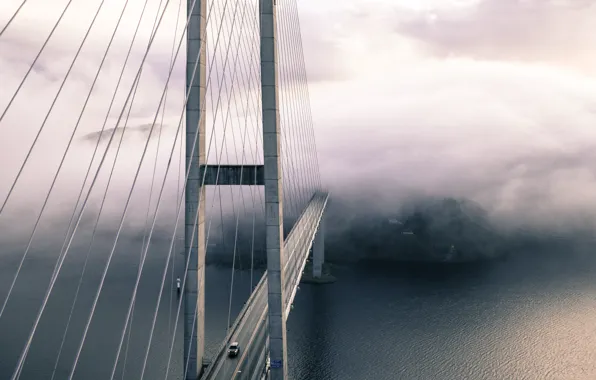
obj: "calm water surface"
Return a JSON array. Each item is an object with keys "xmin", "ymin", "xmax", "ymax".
[{"xmin": 1, "ymin": 238, "xmax": 596, "ymax": 379}]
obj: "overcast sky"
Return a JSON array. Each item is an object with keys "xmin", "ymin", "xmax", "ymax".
[{"xmin": 2, "ymin": 0, "xmax": 596, "ymax": 241}]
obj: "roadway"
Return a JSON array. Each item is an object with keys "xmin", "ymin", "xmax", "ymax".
[{"xmin": 202, "ymin": 192, "xmax": 328, "ymax": 380}]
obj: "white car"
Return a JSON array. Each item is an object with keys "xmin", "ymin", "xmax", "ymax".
[{"xmin": 228, "ymin": 342, "xmax": 240, "ymax": 358}]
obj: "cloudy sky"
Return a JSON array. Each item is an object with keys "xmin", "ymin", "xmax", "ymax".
[
  {"xmin": 303, "ymin": 0, "xmax": 596, "ymax": 230},
  {"xmin": 2, "ymin": 0, "xmax": 596, "ymax": 241}
]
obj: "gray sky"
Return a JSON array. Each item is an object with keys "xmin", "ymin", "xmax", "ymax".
[{"xmin": 2, "ymin": 0, "xmax": 596, "ymax": 239}]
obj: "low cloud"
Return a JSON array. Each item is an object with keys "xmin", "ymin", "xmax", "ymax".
[
  {"xmin": 396, "ymin": 0, "xmax": 596, "ymax": 73},
  {"xmin": 314, "ymin": 58, "xmax": 596, "ymax": 231}
]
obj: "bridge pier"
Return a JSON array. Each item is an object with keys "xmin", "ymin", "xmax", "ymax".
[
  {"xmin": 313, "ymin": 216, "xmax": 325, "ymax": 278},
  {"xmin": 260, "ymin": 0, "xmax": 289, "ymax": 379},
  {"xmin": 185, "ymin": 0, "xmax": 207, "ymax": 378}
]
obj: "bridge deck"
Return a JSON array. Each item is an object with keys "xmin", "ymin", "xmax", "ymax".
[{"xmin": 202, "ymin": 192, "xmax": 328, "ymax": 380}]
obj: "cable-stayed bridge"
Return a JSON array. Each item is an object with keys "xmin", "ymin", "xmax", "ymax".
[{"xmin": 0, "ymin": 0, "xmax": 327, "ymax": 379}]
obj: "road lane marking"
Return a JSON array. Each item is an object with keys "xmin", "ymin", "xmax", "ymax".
[
  {"xmin": 208, "ymin": 290, "xmax": 267, "ymax": 377},
  {"xmin": 230, "ymin": 307, "xmax": 268, "ymax": 379},
  {"xmin": 206, "ymin": 199, "xmax": 327, "ymax": 378}
]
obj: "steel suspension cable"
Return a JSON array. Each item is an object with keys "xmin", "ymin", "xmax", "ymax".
[
  {"xmin": 0, "ymin": 0, "xmax": 27, "ymax": 37},
  {"xmin": 7, "ymin": 1, "xmax": 178, "ymax": 377},
  {"xmin": 288, "ymin": 0, "xmax": 318, "ymax": 197},
  {"xmin": 50, "ymin": 70, "xmax": 144, "ymax": 379},
  {"xmin": 222, "ymin": 7, "xmax": 263, "ymax": 299},
  {"xmin": 279, "ymin": 3, "xmax": 308, "ymax": 212},
  {"xmin": 62, "ymin": 0, "xmax": 197, "ymax": 377},
  {"xmin": 210, "ymin": 0, "xmax": 265, "ymax": 297},
  {"xmin": 291, "ymin": 0, "xmax": 322, "ymax": 189},
  {"xmin": 165, "ymin": 6, "xmax": 283, "ymax": 377},
  {"xmin": 104, "ymin": 0, "xmax": 248, "ymax": 376},
  {"xmin": 160, "ymin": 0, "xmax": 268, "ymax": 375},
  {"xmin": 208, "ymin": 0, "xmax": 255, "ymax": 334},
  {"xmin": 13, "ymin": 7, "xmax": 162, "ymax": 378},
  {"xmin": 47, "ymin": 0, "xmax": 160, "ymax": 377},
  {"xmin": 138, "ymin": 0, "xmax": 261, "ymax": 374},
  {"xmin": 231, "ymin": 3, "xmax": 266, "ymax": 290},
  {"xmin": 140, "ymin": 0, "xmax": 259, "ymax": 372},
  {"xmin": 0, "ymin": 0, "xmax": 118, "ymax": 322},
  {"xmin": 0, "ymin": 0, "xmax": 75, "ymax": 125},
  {"xmin": 282, "ymin": 0, "xmax": 317, "ymax": 199},
  {"xmin": 226, "ymin": 0, "xmax": 264, "ymax": 293},
  {"xmin": 44, "ymin": 0, "xmax": 163, "ymax": 373},
  {"xmin": 277, "ymin": 0, "xmax": 311, "ymax": 215},
  {"xmin": 119, "ymin": 0, "xmax": 182, "ymax": 377},
  {"xmin": 0, "ymin": 0, "xmax": 114, "ymax": 218},
  {"xmin": 46, "ymin": 0, "xmax": 160, "ymax": 313},
  {"xmin": 288, "ymin": 0, "xmax": 321, "ymax": 191}
]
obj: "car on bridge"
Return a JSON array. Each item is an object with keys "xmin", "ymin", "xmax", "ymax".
[{"xmin": 228, "ymin": 342, "xmax": 240, "ymax": 358}]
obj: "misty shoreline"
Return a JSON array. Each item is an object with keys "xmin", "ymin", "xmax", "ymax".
[
  {"xmin": 203, "ymin": 196, "xmax": 596, "ymax": 268},
  {"xmin": 3, "ymin": 197, "xmax": 594, "ymax": 271}
]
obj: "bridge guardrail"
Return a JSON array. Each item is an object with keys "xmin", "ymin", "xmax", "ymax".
[
  {"xmin": 283, "ymin": 200, "xmax": 318, "ymax": 295},
  {"xmin": 252, "ymin": 334, "xmax": 269, "ymax": 380},
  {"xmin": 284, "ymin": 194, "xmax": 328, "ymax": 316},
  {"xmin": 201, "ymin": 269, "xmax": 267, "ymax": 378},
  {"xmin": 202, "ymin": 192, "xmax": 327, "ymax": 378}
]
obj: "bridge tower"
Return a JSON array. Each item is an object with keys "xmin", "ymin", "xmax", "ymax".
[
  {"xmin": 184, "ymin": 0, "xmax": 289, "ymax": 378},
  {"xmin": 260, "ymin": 0, "xmax": 289, "ymax": 379},
  {"xmin": 184, "ymin": 0, "xmax": 207, "ymax": 378}
]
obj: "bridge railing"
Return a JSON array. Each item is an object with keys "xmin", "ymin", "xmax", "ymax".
[
  {"xmin": 254, "ymin": 335, "xmax": 270, "ymax": 380},
  {"xmin": 201, "ymin": 191, "xmax": 326, "ymax": 378},
  {"xmin": 201, "ymin": 265, "xmax": 267, "ymax": 378},
  {"xmin": 284, "ymin": 193, "xmax": 328, "ymax": 317}
]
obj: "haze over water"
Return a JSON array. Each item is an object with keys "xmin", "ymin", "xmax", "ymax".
[
  {"xmin": 2, "ymin": 239, "xmax": 596, "ymax": 379},
  {"xmin": 289, "ymin": 249, "xmax": 596, "ymax": 380}
]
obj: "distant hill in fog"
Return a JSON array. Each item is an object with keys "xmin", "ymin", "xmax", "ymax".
[
  {"xmin": 205, "ymin": 196, "xmax": 594, "ymax": 267},
  {"xmin": 323, "ymin": 197, "xmax": 505, "ymax": 263}
]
